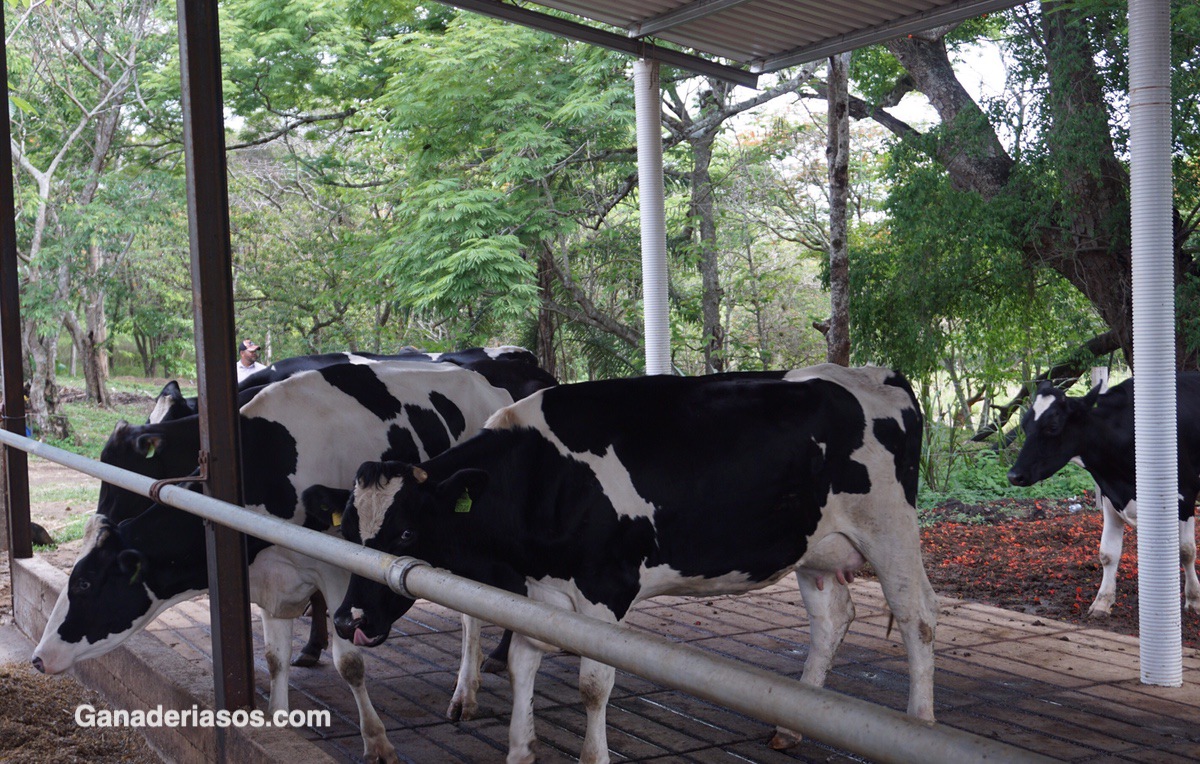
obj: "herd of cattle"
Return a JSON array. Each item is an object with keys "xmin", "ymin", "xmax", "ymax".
[{"xmin": 25, "ymin": 348, "xmax": 1200, "ymax": 763}]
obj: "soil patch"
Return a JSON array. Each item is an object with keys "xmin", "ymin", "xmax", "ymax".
[{"xmin": 917, "ymin": 492, "xmax": 1200, "ymax": 649}]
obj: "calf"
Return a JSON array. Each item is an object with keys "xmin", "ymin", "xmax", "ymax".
[
  {"xmin": 1007, "ymin": 375, "xmax": 1200, "ymax": 615},
  {"xmin": 33, "ymin": 363, "xmax": 514, "ymax": 763},
  {"xmin": 335, "ymin": 366, "xmax": 936, "ymax": 762}
]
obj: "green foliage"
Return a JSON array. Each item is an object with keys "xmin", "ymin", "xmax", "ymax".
[{"xmin": 48, "ymin": 378, "xmax": 157, "ymax": 459}]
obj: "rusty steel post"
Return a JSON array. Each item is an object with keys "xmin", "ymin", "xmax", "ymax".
[
  {"xmin": 177, "ymin": 0, "xmax": 255, "ymax": 713},
  {"xmin": 0, "ymin": 8, "xmax": 32, "ymax": 561}
]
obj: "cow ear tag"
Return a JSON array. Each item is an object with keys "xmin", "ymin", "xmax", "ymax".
[
  {"xmin": 331, "ymin": 510, "xmax": 343, "ymax": 527},
  {"xmin": 128, "ymin": 560, "xmax": 143, "ymax": 585},
  {"xmin": 144, "ymin": 442, "xmax": 156, "ymax": 459},
  {"xmin": 454, "ymin": 492, "xmax": 472, "ymax": 513}
]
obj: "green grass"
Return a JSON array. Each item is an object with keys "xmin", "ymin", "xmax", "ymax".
[
  {"xmin": 46, "ymin": 376, "xmax": 163, "ymax": 459},
  {"xmin": 28, "ymin": 480, "xmax": 98, "ymax": 507},
  {"xmin": 918, "ymin": 445, "xmax": 1095, "ymax": 511}
]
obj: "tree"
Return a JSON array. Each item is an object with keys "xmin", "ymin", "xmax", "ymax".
[
  {"xmin": 828, "ymin": 2, "xmax": 1200, "ymax": 373},
  {"xmin": 7, "ymin": 0, "xmax": 164, "ymax": 432}
]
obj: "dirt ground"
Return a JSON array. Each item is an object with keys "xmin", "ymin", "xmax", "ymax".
[{"xmin": 3, "ymin": 460, "xmax": 1200, "ymax": 761}]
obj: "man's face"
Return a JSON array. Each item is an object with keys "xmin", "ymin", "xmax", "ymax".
[{"xmin": 241, "ymin": 346, "xmax": 258, "ymax": 363}]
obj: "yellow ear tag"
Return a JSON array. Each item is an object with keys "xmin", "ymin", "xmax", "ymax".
[
  {"xmin": 454, "ymin": 493, "xmax": 472, "ymax": 513},
  {"xmin": 331, "ymin": 511, "xmax": 343, "ymax": 528},
  {"xmin": 144, "ymin": 443, "xmax": 156, "ymax": 459}
]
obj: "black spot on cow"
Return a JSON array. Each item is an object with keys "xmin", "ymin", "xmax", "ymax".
[
  {"xmin": 430, "ymin": 391, "xmax": 466, "ymax": 440},
  {"xmin": 405, "ymin": 404, "xmax": 451, "ymax": 458},
  {"xmin": 382, "ymin": 424, "xmax": 421, "ymax": 463},
  {"xmin": 318, "ymin": 364, "xmax": 405, "ymax": 422},
  {"xmin": 241, "ymin": 417, "xmax": 300, "ymax": 519}
]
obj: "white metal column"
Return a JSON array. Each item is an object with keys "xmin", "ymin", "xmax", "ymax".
[
  {"xmin": 1129, "ymin": 0, "xmax": 1182, "ymax": 686},
  {"xmin": 633, "ymin": 58, "xmax": 672, "ymax": 375}
]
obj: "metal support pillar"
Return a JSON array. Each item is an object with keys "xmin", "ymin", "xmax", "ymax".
[
  {"xmin": 0, "ymin": 8, "xmax": 32, "ymax": 561},
  {"xmin": 177, "ymin": 0, "xmax": 255, "ymax": 711},
  {"xmin": 633, "ymin": 59, "xmax": 672, "ymax": 375},
  {"xmin": 1128, "ymin": 0, "xmax": 1182, "ymax": 686}
]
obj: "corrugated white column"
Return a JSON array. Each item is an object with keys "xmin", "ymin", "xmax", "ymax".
[
  {"xmin": 1129, "ymin": 0, "xmax": 1182, "ymax": 686},
  {"xmin": 633, "ymin": 58, "xmax": 671, "ymax": 375}
]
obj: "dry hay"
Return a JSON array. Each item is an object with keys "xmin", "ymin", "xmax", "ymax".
[{"xmin": 0, "ymin": 662, "xmax": 158, "ymax": 763}]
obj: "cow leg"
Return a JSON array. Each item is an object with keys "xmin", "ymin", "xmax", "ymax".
[
  {"xmin": 482, "ymin": 629, "xmax": 512, "ymax": 675},
  {"xmin": 1182, "ymin": 517, "xmax": 1200, "ymax": 613},
  {"xmin": 260, "ymin": 614, "xmax": 293, "ymax": 715},
  {"xmin": 448, "ymin": 614, "xmax": 484, "ymax": 721},
  {"xmin": 1089, "ymin": 496, "xmax": 1125, "ymax": 617},
  {"xmin": 294, "ymin": 592, "xmax": 328, "ymax": 667},
  {"xmin": 578, "ymin": 657, "xmax": 615, "ymax": 764},
  {"xmin": 772, "ymin": 571, "xmax": 854, "ymax": 749},
  {"xmin": 506, "ymin": 633, "xmax": 544, "ymax": 764},
  {"xmin": 856, "ymin": 521, "xmax": 937, "ymax": 722},
  {"xmin": 330, "ymin": 632, "xmax": 398, "ymax": 764}
]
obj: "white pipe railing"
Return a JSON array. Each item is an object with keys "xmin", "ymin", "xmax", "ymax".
[
  {"xmin": 633, "ymin": 58, "xmax": 672, "ymax": 376},
  {"xmin": 0, "ymin": 430, "xmax": 1054, "ymax": 763},
  {"xmin": 1128, "ymin": 0, "xmax": 1182, "ymax": 687}
]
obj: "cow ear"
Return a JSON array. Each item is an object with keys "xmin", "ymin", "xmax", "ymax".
[
  {"xmin": 300, "ymin": 485, "xmax": 352, "ymax": 531},
  {"xmin": 436, "ymin": 469, "xmax": 488, "ymax": 512},
  {"xmin": 1081, "ymin": 382, "xmax": 1104, "ymax": 409},
  {"xmin": 118, "ymin": 549, "xmax": 147, "ymax": 584},
  {"xmin": 135, "ymin": 434, "xmax": 162, "ymax": 459}
]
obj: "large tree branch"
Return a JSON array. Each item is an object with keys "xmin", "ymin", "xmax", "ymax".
[
  {"xmin": 545, "ymin": 257, "xmax": 641, "ymax": 347},
  {"xmin": 971, "ymin": 330, "xmax": 1121, "ymax": 442}
]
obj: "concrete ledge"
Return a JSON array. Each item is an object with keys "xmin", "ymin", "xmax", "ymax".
[{"xmin": 12, "ymin": 556, "xmax": 335, "ymax": 764}]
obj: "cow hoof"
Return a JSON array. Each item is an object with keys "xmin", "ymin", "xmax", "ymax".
[
  {"xmin": 481, "ymin": 656, "xmax": 507, "ymax": 675},
  {"xmin": 1086, "ymin": 603, "xmax": 1113, "ymax": 618},
  {"xmin": 292, "ymin": 651, "xmax": 321, "ymax": 668},
  {"xmin": 768, "ymin": 729, "xmax": 802, "ymax": 750},
  {"xmin": 447, "ymin": 700, "xmax": 477, "ymax": 722}
]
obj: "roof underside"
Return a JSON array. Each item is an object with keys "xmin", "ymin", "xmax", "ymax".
[{"xmin": 439, "ymin": 0, "xmax": 1025, "ymax": 86}]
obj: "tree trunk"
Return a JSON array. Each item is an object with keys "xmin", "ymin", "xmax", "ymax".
[
  {"xmin": 536, "ymin": 246, "xmax": 558, "ymax": 379},
  {"xmin": 825, "ymin": 52, "xmax": 852, "ymax": 366},
  {"xmin": 688, "ymin": 84, "xmax": 731, "ymax": 374}
]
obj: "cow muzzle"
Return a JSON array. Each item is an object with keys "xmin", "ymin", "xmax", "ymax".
[
  {"xmin": 332, "ymin": 609, "xmax": 387, "ymax": 648},
  {"xmin": 1006, "ymin": 469, "xmax": 1030, "ymax": 487}
]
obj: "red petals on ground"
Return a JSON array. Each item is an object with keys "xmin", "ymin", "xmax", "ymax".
[{"xmin": 917, "ymin": 496, "xmax": 1200, "ymax": 650}]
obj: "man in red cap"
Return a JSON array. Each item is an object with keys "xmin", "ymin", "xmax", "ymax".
[{"xmin": 236, "ymin": 339, "xmax": 266, "ymax": 382}]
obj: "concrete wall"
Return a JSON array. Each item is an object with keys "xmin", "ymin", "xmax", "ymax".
[{"xmin": 12, "ymin": 556, "xmax": 334, "ymax": 764}]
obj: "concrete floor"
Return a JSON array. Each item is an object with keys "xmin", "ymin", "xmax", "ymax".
[{"xmin": 141, "ymin": 580, "xmax": 1200, "ymax": 763}]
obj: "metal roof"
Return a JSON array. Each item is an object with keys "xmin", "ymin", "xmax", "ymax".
[{"xmin": 438, "ymin": 0, "xmax": 1026, "ymax": 87}]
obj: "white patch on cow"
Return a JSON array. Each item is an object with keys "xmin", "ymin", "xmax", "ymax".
[
  {"xmin": 239, "ymin": 363, "xmax": 507, "ymax": 524},
  {"xmin": 485, "ymin": 394, "xmax": 656, "ymax": 520},
  {"xmin": 353, "ymin": 476, "xmax": 405, "ymax": 543},
  {"xmin": 147, "ymin": 396, "xmax": 172, "ymax": 424},
  {"xmin": 636, "ymin": 564, "xmax": 769, "ymax": 600},
  {"xmin": 1031, "ymin": 393, "xmax": 1057, "ymax": 421},
  {"xmin": 1070, "ymin": 456, "xmax": 1087, "ymax": 469},
  {"xmin": 76, "ymin": 515, "xmax": 110, "ymax": 558},
  {"xmin": 486, "ymin": 345, "xmax": 527, "ymax": 359},
  {"xmin": 1119, "ymin": 498, "xmax": 1138, "ymax": 526}
]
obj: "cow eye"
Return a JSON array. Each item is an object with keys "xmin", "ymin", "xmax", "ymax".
[
  {"xmin": 400, "ymin": 530, "xmax": 414, "ymax": 543},
  {"xmin": 74, "ymin": 579, "xmax": 91, "ymax": 593}
]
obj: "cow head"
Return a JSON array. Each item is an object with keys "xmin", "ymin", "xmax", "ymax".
[
  {"xmin": 96, "ymin": 419, "xmax": 193, "ymax": 522},
  {"xmin": 333, "ymin": 460, "xmax": 486, "ymax": 647},
  {"xmin": 32, "ymin": 515, "xmax": 202, "ymax": 675},
  {"xmin": 1007, "ymin": 381, "xmax": 1103, "ymax": 487}
]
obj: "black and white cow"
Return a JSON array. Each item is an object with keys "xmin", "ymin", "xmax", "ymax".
[
  {"xmin": 334, "ymin": 365, "xmax": 936, "ymax": 762},
  {"xmin": 33, "ymin": 363, "xmax": 516, "ymax": 764},
  {"xmin": 1006, "ymin": 375, "xmax": 1200, "ymax": 615},
  {"xmin": 149, "ymin": 345, "xmax": 548, "ymax": 423},
  {"xmin": 144, "ymin": 350, "xmax": 553, "ymax": 664}
]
